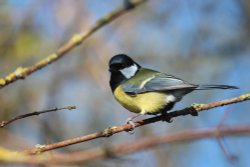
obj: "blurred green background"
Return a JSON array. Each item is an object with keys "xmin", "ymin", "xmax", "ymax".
[{"xmin": 0, "ymin": 0, "xmax": 249, "ymax": 167}]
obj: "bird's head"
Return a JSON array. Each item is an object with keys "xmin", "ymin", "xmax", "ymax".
[{"xmin": 109, "ymin": 54, "xmax": 140, "ymax": 79}]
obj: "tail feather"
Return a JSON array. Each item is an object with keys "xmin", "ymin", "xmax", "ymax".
[{"xmin": 196, "ymin": 84, "xmax": 239, "ymax": 90}]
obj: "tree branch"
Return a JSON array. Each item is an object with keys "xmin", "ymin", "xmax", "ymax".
[
  {"xmin": 1, "ymin": 125, "xmax": 250, "ymax": 165},
  {"xmin": 0, "ymin": 106, "xmax": 76, "ymax": 128},
  {"xmin": 0, "ymin": 0, "xmax": 147, "ymax": 89},
  {"xmin": 48, "ymin": 125, "xmax": 250, "ymax": 165},
  {"xmin": 23, "ymin": 93, "xmax": 250, "ymax": 155}
]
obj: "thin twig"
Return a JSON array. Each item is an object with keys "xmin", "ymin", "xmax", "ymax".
[
  {"xmin": 217, "ymin": 108, "xmax": 230, "ymax": 128},
  {"xmin": 23, "ymin": 93, "xmax": 250, "ymax": 155},
  {"xmin": 1, "ymin": 125, "xmax": 250, "ymax": 165},
  {"xmin": 216, "ymin": 108, "xmax": 238, "ymax": 161},
  {"xmin": 217, "ymin": 138, "xmax": 238, "ymax": 161},
  {"xmin": 0, "ymin": 0, "xmax": 147, "ymax": 89},
  {"xmin": 0, "ymin": 106, "xmax": 76, "ymax": 128}
]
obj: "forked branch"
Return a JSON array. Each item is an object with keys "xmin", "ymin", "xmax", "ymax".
[
  {"xmin": 1, "ymin": 125, "xmax": 250, "ymax": 165},
  {"xmin": 23, "ymin": 93, "xmax": 250, "ymax": 155}
]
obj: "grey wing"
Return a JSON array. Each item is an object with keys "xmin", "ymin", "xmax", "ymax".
[{"xmin": 122, "ymin": 73, "xmax": 198, "ymax": 95}]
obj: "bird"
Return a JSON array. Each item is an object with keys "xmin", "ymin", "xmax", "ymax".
[{"xmin": 109, "ymin": 54, "xmax": 238, "ymax": 123}]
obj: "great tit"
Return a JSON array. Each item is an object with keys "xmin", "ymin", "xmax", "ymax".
[{"xmin": 109, "ymin": 54, "xmax": 238, "ymax": 118}]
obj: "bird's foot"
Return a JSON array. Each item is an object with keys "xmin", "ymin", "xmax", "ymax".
[
  {"xmin": 125, "ymin": 117, "xmax": 136, "ymax": 134},
  {"xmin": 162, "ymin": 113, "xmax": 173, "ymax": 123},
  {"xmin": 125, "ymin": 114, "xmax": 141, "ymax": 134},
  {"xmin": 189, "ymin": 105, "xmax": 199, "ymax": 116}
]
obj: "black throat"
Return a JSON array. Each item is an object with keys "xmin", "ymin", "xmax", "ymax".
[{"xmin": 109, "ymin": 71, "xmax": 127, "ymax": 92}]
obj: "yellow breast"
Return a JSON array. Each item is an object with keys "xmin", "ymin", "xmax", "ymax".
[{"xmin": 114, "ymin": 85, "xmax": 168, "ymax": 114}]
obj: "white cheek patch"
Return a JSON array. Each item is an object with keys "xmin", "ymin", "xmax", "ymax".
[
  {"xmin": 165, "ymin": 95, "xmax": 176, "ymax": 103},
  {"xmin": 120, "ymin": 64, "xmax": 138, "ymax": 79}
]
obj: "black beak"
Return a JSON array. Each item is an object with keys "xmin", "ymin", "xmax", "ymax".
[{"xmin": 109, "ymin": 68, "xmax": 114, "ymax": 72}]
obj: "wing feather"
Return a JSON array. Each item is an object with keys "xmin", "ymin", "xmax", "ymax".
[{"xmin": 122, "ymin": 73, "xmax": 197, "ymax": 95}]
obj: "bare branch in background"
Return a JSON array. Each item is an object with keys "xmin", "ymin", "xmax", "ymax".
[
  {"xmin": 22, "ymin": 93, "xmax": 250, "ymax": 155},
  {"xmin": 0, "ymin": 0, "xmax": 147, "ymax": 89},
  {"xmin": 216, "ymin": 109, "xmax": 238, "ymax": 161},
  {"xmin": 1, "ymin": 125, "xmax": 250, "ymax": 165},
  {"xmin": 0, "ymin": 106, "xmax": 76, "ymax": 128}
]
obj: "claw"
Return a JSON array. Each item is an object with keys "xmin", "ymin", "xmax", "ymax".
[
  {"xmin": 125, "ymin": 117, "xmax": 136, "ymax": 134},
  {"xmin": 125, "ymin": 117, "xmax": 132, "ymax": 124},
  {"xmin": 162, "ymin": 113, "xmax": 173, "ymax": 123},
  {"xmin": 124, "ymin": 114, "xmax": 142, "ymax": 134},
  {"xmin": 165, "ymin": 117, "xmax": 173, "ymax": 123}
]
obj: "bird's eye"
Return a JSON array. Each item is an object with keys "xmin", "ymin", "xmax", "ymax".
[
  {"xmin": 120, "ymin": 64, "xmax": 126, "ymax": 68},
  {"xmin": 111, "ymin": 63, "xmax": 125, "ymax": 69}
]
